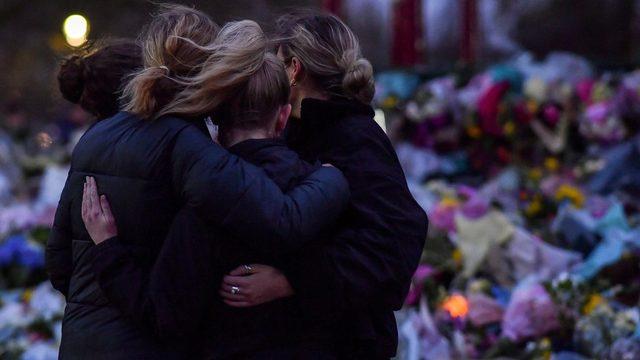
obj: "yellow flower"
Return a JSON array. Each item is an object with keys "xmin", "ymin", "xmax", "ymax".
[
  {"xmin": 528, "ymin": 168, "xmax": 543, "ymax": 181},
  {"xmin": 466, "ymin": 125, "xmax": 482, "ymax": 139},
  {"xmin": 22, "ymin": 289, "xmax": 33, "ymax": 302},
  {"xmin": 583, "ymin": 294, "xmax": 605, "ymax": 315},
  {"xmin": 555, "ymin": 184, "xmax": 585, "ymax": 208},
  {"xmin": 503, "ymin": 121, "xmax": 516, "ymax": 136},
  {"xmin": 525, "ymin": 199, "xmax": 543, "ymax": 217},
  {"xmin": 382, "ymin": 96, "xmax": 398, "ymax": 109},
  {"xmin": 541, "ymin": 337, "xmax": 551, "ymax": 348},
  {"xmin": 539, "ymin": 337, "xmax": 552, "ymax": 359},
  {"xmin": 544, "ymin": 157, "xmax": 560, "ymax": 172},
  {"xmin": 452, "ymin": 249, "xmax": 463, "ymax": 266},
  {"xmin": 440, "ymin": 196, "xmax": 460, "ymax": 208},
  {"xmin": 527, "ymin": 100, "xmax": 539, "ymax": 114}
]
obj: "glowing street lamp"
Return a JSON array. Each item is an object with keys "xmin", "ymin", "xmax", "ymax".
[{"xmin": 63, "ymin": 14, "xmax": 89, "ymax": 47}]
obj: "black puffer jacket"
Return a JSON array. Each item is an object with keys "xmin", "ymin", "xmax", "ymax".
[
  {"xmin": 86, "ymin": 138, "xmax": 337, "ymax": 359},
  {"xmin": 45, "ymin": 112, "xmax": 349, "ymax": 360}
]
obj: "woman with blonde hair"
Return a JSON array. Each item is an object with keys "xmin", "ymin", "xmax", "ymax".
[
  {"xmin": 218, "ymin": 12, "xmax": 429, "ymax": 359},
  {"xmin": 46, "ymin": 5, "xmax": 349, "ymax": 359},
  {"xmin": 82, "ymin": 18, "xmax": 344, "ymax": 358}
]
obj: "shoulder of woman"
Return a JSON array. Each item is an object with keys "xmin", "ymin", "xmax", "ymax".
[
  {"xmin": 335, "ymin": 112, "xmax": 384, "ymax": 144},
  {"xmin": 154, "ymin": 114, "xmax": 196, "ymax": 132}
]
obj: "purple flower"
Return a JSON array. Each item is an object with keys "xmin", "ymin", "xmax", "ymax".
[{"xmin": 0, "ymin": 234, "xmax": 44, "ymax": 269}]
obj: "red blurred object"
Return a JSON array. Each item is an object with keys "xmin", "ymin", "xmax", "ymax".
[
  {"xmin": 514, "ymin": 101, "xmax": 533, "ymax": 125},
  {"xmin": 392, "ymin": 0, "xmax": 423, "ymax": 66},
  {"xmin": 322, "ymin": 0, "xmax": 342, "ymax": 16},
  {"xmin": 497, "ymin": 146, "xmax": 511, "ymax": 163},
  {"xmin": 477, "ymin": 81, "xmax": 511, "ymax": 136},
  {"xmin": 461, "ymin": 0, "xmax": 477, "ymax": 64}
]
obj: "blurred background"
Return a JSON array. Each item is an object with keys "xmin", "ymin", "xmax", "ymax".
[{"xmin": 1, "ymin": 1, "xmax": 640, "ymax": 359}]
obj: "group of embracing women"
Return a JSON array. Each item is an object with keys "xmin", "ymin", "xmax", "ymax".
[{"xmin": 46, "ymin": 4, "xmax": 428, "ymax": 360}]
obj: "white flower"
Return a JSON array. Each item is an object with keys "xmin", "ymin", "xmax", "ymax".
[
  {"xmin": 0, "ymin": 302, "xmax": 34, "ymax": 328},
  {"xmin": 29, "ymin": 283, "xmax": 65, "ymax": 321},
  {"xmin": 21, "ymin": 341, "xmax": 59, "ymax": 360}
]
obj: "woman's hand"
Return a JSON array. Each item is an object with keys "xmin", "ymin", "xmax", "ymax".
[
  {"xmin": 219, "ymin": 264, "xmax": 294, "ymax": 307},
  {"xmin": 81, "ymin": 176, "xmax": 118, "ymax": 245}
]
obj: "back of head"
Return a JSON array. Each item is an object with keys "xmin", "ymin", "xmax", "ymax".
[
  {"xmin": 275, "ymin": 11, "xmax": 375, "ymax": 104},
  {"xmin": 58, "ymin": 40, "xmax": 142, "ymax": 118},
  {"xmin": 159, "ymin": 20, "xmax": 289, "ymax": 123},
  {"xmin": 123, "ymin": 4, "xmax": 219, "ymax": 119},
  {"xmin": 216, "ymin": 53, "xmax": 290, "ymax": 134}
]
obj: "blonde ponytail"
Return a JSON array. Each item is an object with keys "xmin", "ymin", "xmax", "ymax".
[
  {"xmin": 122, "ymin": 4, "xmax": 219, "ymax": 119},
  {"xmin": 157, "ymin": 20, "xmax": 272, "ymax": 119},
  {"xmin": 123, "ymin": 67, "xmax": 175, "ymax": 119}
]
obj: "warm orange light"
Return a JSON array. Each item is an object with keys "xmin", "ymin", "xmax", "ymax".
[{"xmin": 442, "ymin": 294, "xmax": 469, "ymax": 318}]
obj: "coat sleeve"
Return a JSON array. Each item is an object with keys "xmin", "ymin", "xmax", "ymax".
[
  {"xmin": 45, "ymin": 173, "xmax": 74, "ymax": 297},
  {"xmin": 91, "ymin": 208, "xmax": 216, "ymax": 339},
  {"xmin": 283, "ymin": 127, "xmax": 428, "ymax": 312},
  {"xmin": 171, "ymin": 124, "xmax": 350, "ymax": 255}
]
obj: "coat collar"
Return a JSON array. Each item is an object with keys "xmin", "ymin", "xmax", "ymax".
[
  {"xmin": 227, "ymin": 138, "xmax": 287, "ymax": 160},
  {"xmin": 299, "ymin": 97, "xmax": 374, "ymax": 126}
]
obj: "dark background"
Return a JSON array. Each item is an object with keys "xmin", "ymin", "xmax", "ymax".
[{"xmin": 1, "ymin": 0, "xmax": 639, "ymax": 117}]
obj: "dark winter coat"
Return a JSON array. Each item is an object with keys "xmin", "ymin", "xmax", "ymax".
[
  {"xmin": 87, "ymin": 138, "xmax": 338, "ymax": 359},
  {"xmin": 45, "ymin": 112, "xmax": 350, "ymax": 360},
  {"xmin": 283, "ymin": 98, "xmax": 429, "ymax": 359}
]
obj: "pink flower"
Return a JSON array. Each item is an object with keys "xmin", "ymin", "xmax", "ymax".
[
  {"xmin": 460, "ymin": 195, "xmax": 489, "ymax": 220},
  {"xmin": 430, "ymin": 204, "xmax": 458, "ymax": 233},
  {"xmin": 542, "ymin": 104, "xmax": 561, "ymax": 127},
  {"xmin": 468, "ymin": 293, "xmax": 504, "ymax": 326},
  {"xmin": 404, "ymin": 265, "xmax": 435, "ymax": 306},
  {"xmin": 584, "ymin": 102, "xmax": 610, "ymax": 125},
  {"xmin": 501, "ymin": 283, "xmax": 560, "ymax": 341},
  {"xmin": 576, "ymin": 79, "xmax": 595, "ymax": 104}
]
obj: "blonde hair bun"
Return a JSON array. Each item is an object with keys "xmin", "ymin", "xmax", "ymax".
[
  {"xmin": 342, "ymin": 56, "xmax": 374, "ymax": 104},
  {"xmin": 276, "ymin": 12, "xmax": 376, "ymax": 104}
]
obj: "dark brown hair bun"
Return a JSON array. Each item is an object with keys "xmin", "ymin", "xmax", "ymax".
[
  {"xmin": 57, "ymin": 40, "xmax": 142, "ymax": 119},
  {"xmin": 58, "ymin": 55, "xmax": 86, "ymax": 104}
]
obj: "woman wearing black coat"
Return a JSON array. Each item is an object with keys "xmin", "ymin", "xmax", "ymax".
[
  {"xmin": 219, "ymin": 13, "xmax": 429, "ymax": 359},
  {"xmin": 80, "ymin": 22, "xmax": 342, "ymax": 358},
  {"xmin": 45, "ymin": 7, "xmax": 349, "ymax": 360}
]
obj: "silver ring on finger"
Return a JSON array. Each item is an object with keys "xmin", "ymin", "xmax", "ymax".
[
  {"xmin": 230, "ymin": 286, "xmax": 240, "ymax": 295},
  {"xmin": 243, "ymin": 264, "xmax": 254, "ymax": 274}
]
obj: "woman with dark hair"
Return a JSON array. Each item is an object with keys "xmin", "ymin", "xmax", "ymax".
[
  {"xmin": 217, "ymin": 12, "xmax": 428, "ymax": 359},
  {"xmin": 58, "ymin": 40, "xmax": 142, "ymax": 119},
  {"xmin": 46, "ymin": 5, "xmax": 349, "ymax": 359}
]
